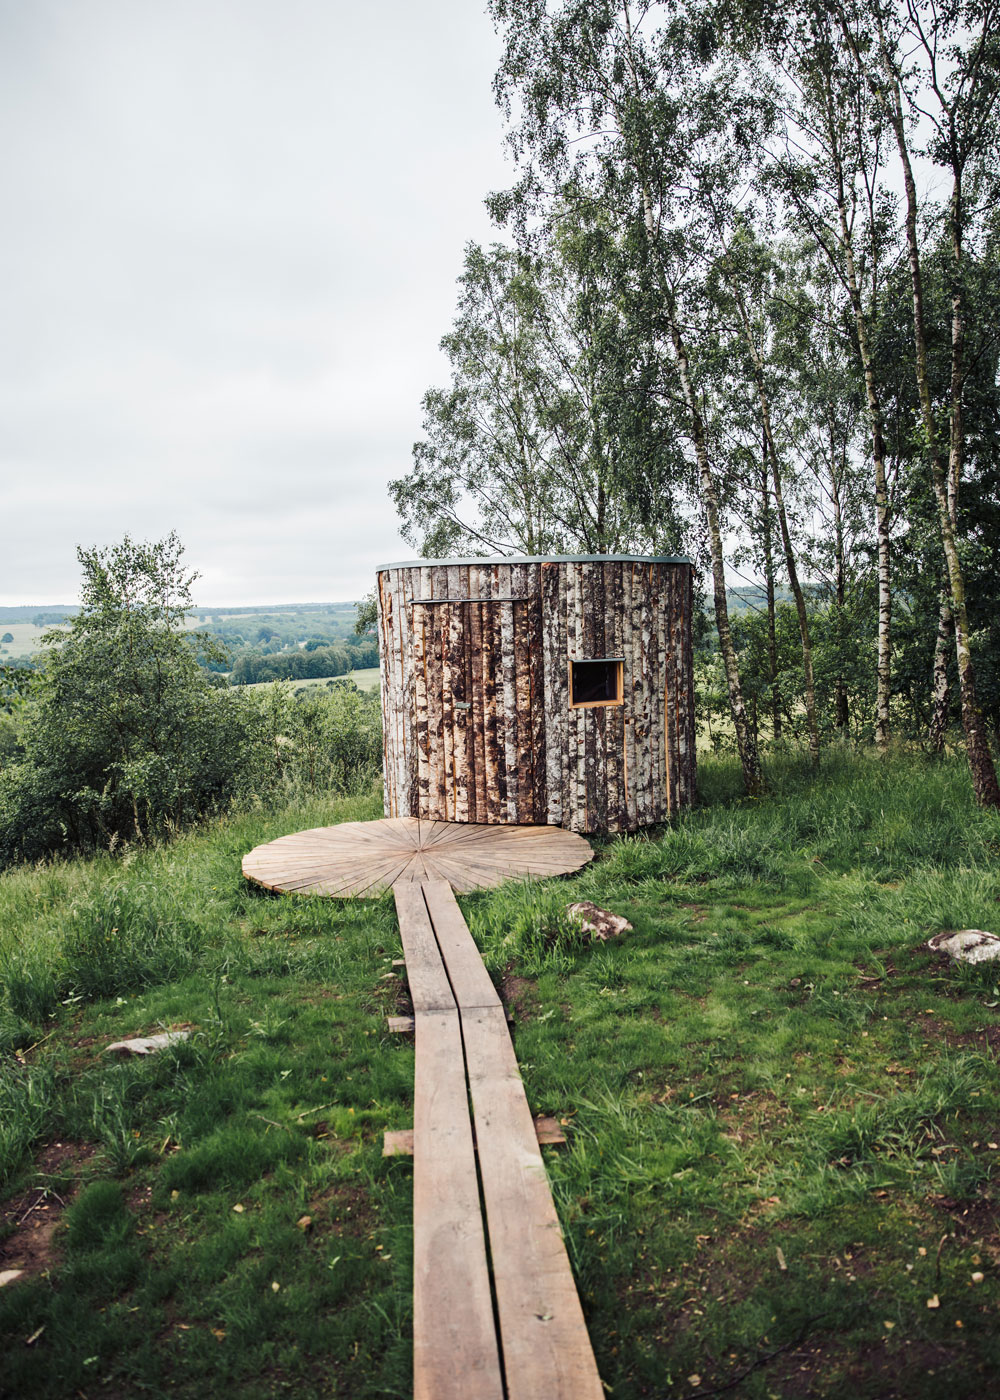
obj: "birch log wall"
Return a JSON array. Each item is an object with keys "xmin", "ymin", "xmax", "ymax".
[{"xmin": 377, "ymin": 556, "xmax": 695, "ymax": 834}]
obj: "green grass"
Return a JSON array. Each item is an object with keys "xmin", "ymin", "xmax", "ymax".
[
  {"xmin": 0, "ymin": 622, "xmax": 54, "ymax": 660},
  {"xmin": 1, "ymin": 751, "xmax": 999, "ymax": 1396}
]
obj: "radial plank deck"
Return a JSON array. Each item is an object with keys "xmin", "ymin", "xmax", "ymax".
[
  {"xmin": 242, "ymin": 819, "xmax": 602, "ymax": 1399},
  {"xmin": 242, "ymin": 817, "xmax": 594, "ymax": 897}
]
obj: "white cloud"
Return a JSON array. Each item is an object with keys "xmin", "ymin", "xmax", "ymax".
[{"xmin": 0, "ymin": 0, "xmax": 512, "ymax": 604}]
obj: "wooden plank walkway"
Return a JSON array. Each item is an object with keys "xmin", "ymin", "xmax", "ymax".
[{"xmin": 393, "ymin": 879, "xmax": 604, "ymax": 1400}]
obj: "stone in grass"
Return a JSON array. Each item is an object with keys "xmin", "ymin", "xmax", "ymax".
[
  {"xmin": 0, "ymin": 1269, "xmax": 25, "ymax": 1288},
  {"xmin": 926, "ymin": 930, "xmax": 1000, "ymax": 965},
  {"xmin": 566, "ymin": 901, "xmax": 633, "ymax": 942},
  {"xmin": 104, "ymin": 1031, "xmax": 191, "ymax": 1056}
]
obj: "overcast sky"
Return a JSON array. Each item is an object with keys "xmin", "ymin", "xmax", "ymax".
[{"xmin": 1, "ymin": 0, "xmax": 512, "ymax": 606}]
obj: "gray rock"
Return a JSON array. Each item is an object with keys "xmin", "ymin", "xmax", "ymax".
[
  {"xmin": 926, "ymin": 930, "xmax": 1000, "ymax": 964},
  {"xmin": 104, "ymin": 1031, "xmax": 191, "ymax": 1056},
  {"xmin": 566, "ymin": 901, "xmax": 633, "ymax": 942}
]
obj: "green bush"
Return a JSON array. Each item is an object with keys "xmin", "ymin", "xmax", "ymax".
[{"xmin": 0, "ymin": 536, "xmax": 383, "ymax": 870}]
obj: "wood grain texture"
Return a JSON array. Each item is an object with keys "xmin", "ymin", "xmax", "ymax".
[
  {"xmin": 463, "ymin": 1005, "xmax": 604, "ymax": 1399},
  {"xmin": 378, "ymin": 558, "xmax": 695, "ymax": 832},
  {"xmin": 242, "ymin": 818, "xmax": 594, "ymax": 898},
  {"xmin": 396, "ymin": 878, "xmax": 602, "ymax": 1398},
  {"xmin": 392, "ymin": 885, "xmax": 504, "ymax": 1400}
]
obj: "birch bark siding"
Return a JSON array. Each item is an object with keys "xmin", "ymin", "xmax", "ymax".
[{"xmin": 377, "ymin": 557, "xmax": 695, "ymax": 833}]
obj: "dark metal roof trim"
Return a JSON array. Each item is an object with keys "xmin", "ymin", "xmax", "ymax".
[{"xmin": 378, "ymin": 553, "xmax": 694, "ymax": 570}]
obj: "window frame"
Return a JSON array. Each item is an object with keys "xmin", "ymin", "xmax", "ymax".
[{"xmin": 569, "ymin": 657, "xmax": 625, "ymax": 710}]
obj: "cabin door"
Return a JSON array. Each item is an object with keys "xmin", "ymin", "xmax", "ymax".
[{"xmin": 410, "ymin": 597, "xmax": 545, "ymax": 825}]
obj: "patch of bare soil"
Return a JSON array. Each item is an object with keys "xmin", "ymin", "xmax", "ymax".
[
  {"xmin": 925, "ymin": 1190, "xmax": 1000, "ymax": 1267},
  {"xmin": 0, "ymin": 1141, "xmax": 94, "ymax": 1283},
  {"xmin": 306, "ymin": 1182, "xmax": 372, "ymax": 1241},
  {"xmin": 501, "ymin": 972, "xmax": 540, "ymax": 1023},
  {"xmin": 764, "ymin": 1337, "xmax": 965, "ymax": 1399}
]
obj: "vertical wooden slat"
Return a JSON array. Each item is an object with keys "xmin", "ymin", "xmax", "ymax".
[
  {"xmin": 542, "ymin": 562, "xmax": 563, "ymax": 828},
  {"xmin": 412, "ymin": 601, "xmax": 429, "ymax": 819},
  {"xmin": 376, "ymin": 570, "xmax": 393, "ymax": 817},
  {"xmin": 604, "ymin": 560, "xmax": 622, "ymax": 832},
  {"xmin": 400, "ymin": 567, "xmax": 418, "ymax": 815},
  {"xmin": 429, "ymin": 568, "xmax": 447, "ymax": 820},
  {"xmin": 513, "ymin": 581, "xmax": 532, "ymax": 822},
  {"xmin": 622, "ymin": 562, "xmax": 635, "ymax": 830},
  {"xmin": 686, "ymin": 563, "xmax": 697, "ymax": 803},
  {"xmin": 559, "ymin": 564, "xmax": 573, "ymax": 828},
  {"xmin": 572, "ymin": 565, "xmax": 587, "ymax": 832},
  {"xmin": 499, "ymin": 565, "xmax": 518, "ymax": 822},
  {"xmin": 393, "ymin": 569, "xmax": 409, "ymax": 817},
  {"xmin": 467, "ymin": 567, "xmax": 486, "ymax": 824},
  {"xmin": 529, "ymin": 573, "xmax": 547, "ymax": 825},
  {"xmin": 591, "ymin": 563, "xmax": 608, "ymax": 832},
  {"xmin": 491, "ymin": 569, "xmax": 508, "ymax": 823}
]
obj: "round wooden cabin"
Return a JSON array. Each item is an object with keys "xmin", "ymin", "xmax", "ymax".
[{"xmin": 376, "ymin": 555, "xmax": 695, "ymax": 834}]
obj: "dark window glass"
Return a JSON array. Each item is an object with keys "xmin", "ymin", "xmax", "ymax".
[{"xmin": 571, "ymin": 659, "xmax": 622, "ymax": 706}]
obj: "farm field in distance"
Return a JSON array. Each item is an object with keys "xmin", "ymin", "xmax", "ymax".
[
  {"xmin": 1, "ymin": 750, "xmax": 998, "ymax": 1398},
  {"xmin": 246, "ymin": 667, "xmax": 382, "ymax": 695},
  {"xmin": 0, "ymin": 621, "xmax": 66, "ymax": 660},
  {"xmin": 0, "ymin": 604, "xmax": 376, "ymax": 684}
]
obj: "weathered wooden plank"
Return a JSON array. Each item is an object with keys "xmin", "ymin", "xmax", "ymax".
[
  {"xmin": 573, "ymin": 566, "xmax": 587, "ymax": 832},
  {"xmin": 421, "ymin": 879, "xmax": 502, "ymax": 1010},
  {"xmin": 379, "ymin": 557, "xmax": 696, "ymax": 833},
  {"xmin": 462, "ymin": 1004, "xmax": 604, "ymax": 1400},
  {"xmin": 412, "ymin": 1009, "xmax": 505, "ymax": 1400},
  {"xmin": 384, "ymin": 1117, "xmax": 565, "ymax": 1157},
  {"xmin": 384, "ymin": 1117, "xmax": 566, "ymax": 1156},
  {"xmin": 484, "ymin": 587, "xmax": 503, "ymax": 825},
  {"xmin": 540, "ymin": 562, "xmax": 562, "ymax": 828},
  {"xmin": 529, "ymin": 586, "xmax": 547, "ymax": 824},
  {"xmin": 582, "ymin": 564, "xmax": 599, "ymax": 832},
  {"xmin": 514, "ymin": 596, "xmax": 533, "ymax": 822},
  {"xmin": 468, "ymin": 575, "xmax": 488, "ymax": 825},
  {"xmin": 500, "ymin": 598, "xmax": 518, "ymax": 822},
  {"xmin": 393, "ymin": 884, "xmax": 456, "ymax": 1014}
]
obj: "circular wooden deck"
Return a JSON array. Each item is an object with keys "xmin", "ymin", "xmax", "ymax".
[{"xmin": 242, "ymin": 817, "xmax": 594, "ymax": 898}]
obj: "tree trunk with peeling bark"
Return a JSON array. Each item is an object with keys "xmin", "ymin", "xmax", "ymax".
[
  {"xmin": 875, "ymin": 27, "xmax": 1000, "ymax": 806},
  {"xmin": 728, "ymin": 286, "xmax": 819, "ymax": 767},
  {"xmin": 760, "ymin": 462, "xmax": 782, "ymax": 741},
  {"xmin": 928, "ymin": 592, "xmax": 953, "ymax": 753},
  {"xmin": 819, "ymin": 65, "xmax": 894, "ymax": 752},
  {"xmin": 665, "ymin": 306, "xmax": 763, "ymax": 795}
]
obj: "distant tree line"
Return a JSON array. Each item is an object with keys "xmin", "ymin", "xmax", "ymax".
[{"xmin": 229, "ymin": 639, "xmax": 379, "ymax": 685}]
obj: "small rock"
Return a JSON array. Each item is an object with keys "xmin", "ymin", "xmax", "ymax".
[
  {"xmin": 0, "ymin": 1269, "xmax": 24, "ymax": 1288},
  {"xmin": 926, "ymin": 930, "xmax": 1000, "ymax": 965},
  {"xmin": 566, "ymin": 902, "xmax": 632, "ymax": 942},
  {"xmin": 104, "ymin": 1031, "xmax": 191, "ymax": 1056}
]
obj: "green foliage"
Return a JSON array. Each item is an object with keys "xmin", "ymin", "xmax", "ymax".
[
  {"xmin": 0, "ymin": 535, "xmax": 241, "ymax": 861},
  {"xmin": 476, "ymin": 881, "xmax": 589, "ymax": 975},
  {"xmin": 0, "ymin": 537, "xmax": 383, "ymax": 870},
  {"xmin": 2, "ymin": 752, "xmax": 1000, "ymax": 1395},
  {"xmin": 392, "ymin": 238, "xmax": 685, "ymax": 558},
  {"xmin": 65, "ymin": 1180, "xmax": 132, "ymax": 1252}
]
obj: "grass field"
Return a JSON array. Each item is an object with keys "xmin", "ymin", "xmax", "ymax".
[
  {"xmin": 0, "ymin": 622, "xmax": 53, "ymax": 660},
  {"xmin": 242, "ymin": 669, "xmax": 382, "ymax": 695},
  {"xmin": 1, "ymin": 752, "xmax": 999, "ymax": 1397}
]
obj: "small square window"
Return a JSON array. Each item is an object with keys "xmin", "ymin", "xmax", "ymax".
[{"xmin": 570, "ymin": 658, "xmax": 623, "ymax": 708}]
